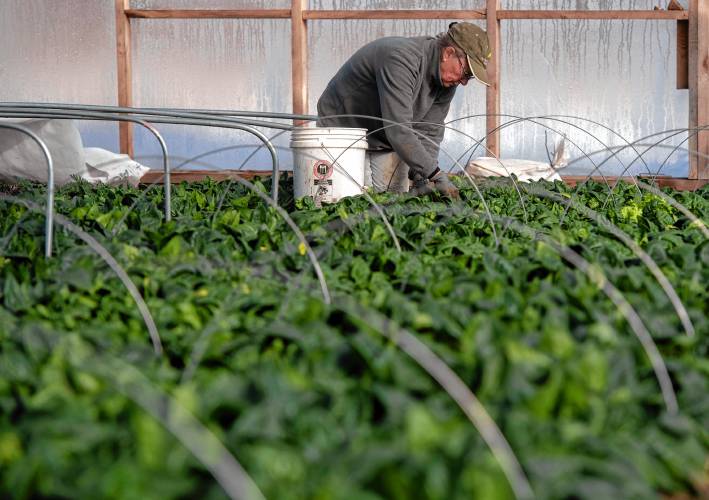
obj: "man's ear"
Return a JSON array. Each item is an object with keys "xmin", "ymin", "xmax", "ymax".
[{"xmin": 442, "ymin": 46, "xmax": 454, "ymax": 61}]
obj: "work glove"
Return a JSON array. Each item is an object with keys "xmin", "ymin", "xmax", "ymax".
[{"xmin": 409, "ymin": 170, "xmax": 460, "ymax": 199}]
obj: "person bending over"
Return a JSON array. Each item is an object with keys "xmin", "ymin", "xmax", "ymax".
[{"xmin": 317, "ymin": 22, "xmax": 492, "ymax": 199}]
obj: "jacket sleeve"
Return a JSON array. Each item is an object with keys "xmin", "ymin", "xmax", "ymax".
[
  {"xmin": 376, "ymin": 50, "xmax": 440, "ymax": 179},
  {"xmin": 413, "ymin": 91, "xmax": 454, "ymax": 168}
]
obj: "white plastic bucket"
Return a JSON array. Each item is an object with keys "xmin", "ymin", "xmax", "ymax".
[{"xmin": 289, "ymin": 127, "xmax": 368, "ymax": 203}]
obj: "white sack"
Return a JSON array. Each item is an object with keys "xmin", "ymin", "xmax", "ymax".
[
  {"xmin": 466, "ymin": 138, "xmax": 568, "ymax": 182},
  {"xmin": 0, "ymin": 118, "xmax": 87, "ymax": 185},
  {"xmin": 81, "ymin": 147, "xmax": 150, "ymax": 187}
]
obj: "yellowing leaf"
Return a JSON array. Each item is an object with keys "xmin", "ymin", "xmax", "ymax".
[{"xmin": 298, "ymin": 242, "xmax": 307, "ymax": 256}]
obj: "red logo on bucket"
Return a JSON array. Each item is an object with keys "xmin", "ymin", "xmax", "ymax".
[{"xmin": 313, "ymin": 160, "xmax": 333, "ymax": 180}]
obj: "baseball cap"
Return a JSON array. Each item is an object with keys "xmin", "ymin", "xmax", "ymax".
[{"xmin": 447, "ymin": 22, "xmax": 492, "ymax": 86}]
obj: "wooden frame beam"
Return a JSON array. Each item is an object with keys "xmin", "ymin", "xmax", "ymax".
[
  {"xmin": 302, "ymin": 10, "xmax": 485, "ymax": 20},
  {"xmin": 670, "ymin": 0, "xmax": 689, "ymax": 90},
  {"xmin": 125, "ymin": 8, "xmax": 690, "ymax": 21},
  {"xmin": 115, "ymin": 0, "xmax": 133, "ymax": 157},
  {"xmin": 486, "ymin": 0, "xmax": 500, "ymax": 158},
  {"xmin": 292, "ymin": 0, "xmax": 308, "ymax": 120},
  {"xmin": 497, "ymin": 10, "xmax": 688, "ymax": 20},
  {"xmin": 125, "ymin": 9, "xmax": 291, "ymax": 19},
  {"xmin": 689, "ymin": 0, "xmax": 709, "ymax": 179}
]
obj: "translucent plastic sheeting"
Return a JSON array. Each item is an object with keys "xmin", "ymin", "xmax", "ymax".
[
  {"xmin": 0, "ymin": 1, "xmax": 693, "ymax": 176},
  {"xmin": 310, "ymin": 0, "xmax": 478, "ymax": 9},
  {"xmin": 502, "ymin": 0, "xmax": 688, "ymax": 9},
  {"xmin": 501, "ymin": 18, "xmax": 689, "ymax": 176},
  {"xmin": 131, "ymin": 18, "xmax": 292, "ymax": 171},
  {"xmin": 308, "ymin": 19, "xmax": 487, "ymax": 173},
  {"xmin": 0, "ymin": 0, "xmax": 119, "ymax": 151},
  {"xmin": 130, "ymin": 0, "xmax": 291, "ymax": 8}
]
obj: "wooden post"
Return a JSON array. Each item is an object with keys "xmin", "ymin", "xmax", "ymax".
[
  {"xmin": 669, "ymin": 0, "xmax": 688, "ymax": 89},
  {"xmin": 688, "ymin": 0, "xmax": 709, "ymax": 179},
  {"xmin": 486, "ymin": 0, "xmax": 501, "ymax": 157},
  {"xmin": 115, "ymin": 0, "xmax": 133, "ymax": 156},
  {"xmin": 291, "ymin": 0, "xmax": 308, "ymax": 125}
]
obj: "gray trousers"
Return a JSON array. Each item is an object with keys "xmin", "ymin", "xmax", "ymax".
[{"xmin": 364, "ymin": 150, "xmax": 410, "ymax": 193}]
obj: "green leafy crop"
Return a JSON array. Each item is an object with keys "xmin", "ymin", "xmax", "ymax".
[{"xmin": 0, "ymin": 176, "xmax": 707, "ymax": 500}]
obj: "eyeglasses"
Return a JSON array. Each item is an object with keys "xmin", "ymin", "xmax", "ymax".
[{"xmin": 457, "ymin": 54, "xmax": 474, "ymax": 81}]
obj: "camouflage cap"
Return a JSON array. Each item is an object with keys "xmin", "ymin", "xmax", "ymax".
[{"xmin": 447, "ymin": 22, "xmax": 492, "ymax": 86}]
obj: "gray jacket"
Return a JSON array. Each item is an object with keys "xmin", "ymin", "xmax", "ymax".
[{"xmin": 316, "ymin": 36, "xmax": 456, "ymax": 180}]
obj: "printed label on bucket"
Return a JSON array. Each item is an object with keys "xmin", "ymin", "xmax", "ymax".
[
  {"xmin": 313, "ymin": 178, "xmax": 333, "ymax": 206},
  {"xmin": 313, "ymin": 160, "xmax": 334, "ymax": 180}
]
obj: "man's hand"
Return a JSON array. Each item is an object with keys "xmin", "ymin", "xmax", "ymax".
[
  {"xmin": 430, "ymin": 171, "xmax": 460, "ymax": 199},
  {"xmin": 409, "ymin": 176, "xmax": 434, "ymax": 197},
  {"xmin": 410, "ymin": 171, "xmax": 460, "ymax": 199}
]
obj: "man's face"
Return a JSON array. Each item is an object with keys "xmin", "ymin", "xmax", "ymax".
[{"xmin": 440, "ymin": 46, "xmax": 472, "ymax": 88}]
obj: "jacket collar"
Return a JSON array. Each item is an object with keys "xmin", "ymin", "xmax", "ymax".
[{"xmin": 427, "ymin": 38, "xmax": 443, "ymax": 87}]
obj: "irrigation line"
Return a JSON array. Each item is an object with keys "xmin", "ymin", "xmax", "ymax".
[
  {"xmin": 0, "ymin": 193, "xmax": 163, "ymax": 355},
  {"xmin": 336, "ymin": 296, "xmax": 535, "ymax": 500},
  {"xmin": 0, "ymin": 122, "xmax": 54, "ymax": 257},
  {"xmin": 523, "ymin": 184, "xmax": 696, "ymax": 339}
]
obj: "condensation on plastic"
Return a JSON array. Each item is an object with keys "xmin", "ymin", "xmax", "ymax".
[
  {"xmin": 0, "ymin": 0, "xmax": 692, "ymax": 175},
  {"xmin": 131, "ymin": 18, "xmax": 292, "ymax": 171},
  {"xmin": 0, "ymin": 0, "xmax": 120, "ymax": 151},
  {"xmin": 500, "ymin": 11, "xmax": 689, "ymax": 176}
]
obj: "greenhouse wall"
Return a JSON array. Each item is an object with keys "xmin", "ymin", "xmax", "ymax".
[{"xmin": 0, "ymin": 0, "xmax": 692, "ymax": 176}]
